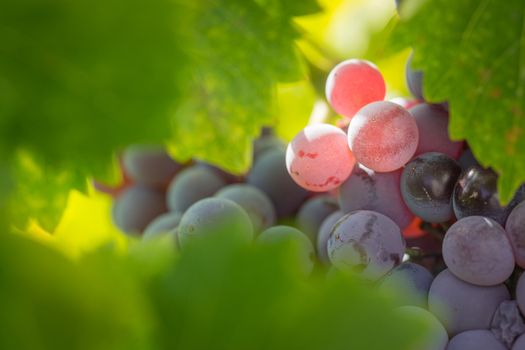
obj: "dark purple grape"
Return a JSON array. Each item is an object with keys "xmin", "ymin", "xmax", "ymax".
[
  {"xmin": 253, "ymin": 134, "xmax": 285, "ymax": 161},
  {"xmin": 338, "ymin": 164, "xmax": 413, "ymax": 229},
  {"xmin": 122, "ymin": 145, "xmax": 182, "ymax": 188},
  {"xmin": 458, "ymin": 148, "xmax": 480, "ymax": 171},
  {"xmin": 247, "ymin": 148, "xmax": 309, "ymax": 218},
  {"xmin": 506, "ymin": 201, "xmax": 525, "ymax": 268},
  {"xmin": 296, "ymin": 195, "xmax": 339, "ymax": 243},
  {"xmin": 401, "ymin": 152, "xmax": 461, "ymax": 223},
  {"xmin": 453, "ymin": 166, "xmax": 525, "ymax": 225},
  {"xmin": 112, "ymin": 186, "xmax": 167, "ymax": 235}
]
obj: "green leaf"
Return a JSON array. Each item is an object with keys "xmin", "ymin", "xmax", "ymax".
[
  {"xmin": 168, "ymin": 1, "xmax": 319, "ymax": 174},
  {"xmin": 390, "ymin": 0, "xmax": 525, "ymax": 202}
]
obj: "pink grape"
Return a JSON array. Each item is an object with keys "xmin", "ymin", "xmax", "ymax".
[
  {"xmin": 286, "ymin": 123, "xmax": 355, "ymax": 192},
  {"xmin": 348, "ymin": 101, "xmax": 419, "ymax": 172},
  {"xmin": 325, "ymin": 59, "xmax": 386, "ymax": 118},
  {"xmin": 409, "ymin": 103, "xmax": 463, "ymax": 159},
  {"xmin": 442, "ymin": 216, "xmax": 515, "ymax": 286}
]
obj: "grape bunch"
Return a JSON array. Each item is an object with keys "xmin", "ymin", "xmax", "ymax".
[{"xmin": 100, "ymin": 54, "xmax": 525, "ymax": 350}]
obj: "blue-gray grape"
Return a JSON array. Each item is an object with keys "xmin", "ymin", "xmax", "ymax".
[
  {"xmin": 178, "ymin": 198, "xmax": 253, "ymax": 248},
  {"xmin": 428, "ymin": 269, "xmax": 510, "ymax": 336},
  {"xmin": 505, "ymin": 201, "xmax": 525, "ymax": 268},
  {"xmin": 215, "ymin": 184, "xmax": 276, "ymax": 234},
  {"xmin": 442, "ymin": 216, "xmax": 514, "ymax": 286},
  {"xmin": 317, "ymin": 210, "xmax": 345, "ymax": 265},
  {"xmin": 405, "ymin": 53, "xmax": 424, "ymax": 100},
  {"xmin": 447, "ymin": 330, "xmax": 506, "ymax": 350},
  {"xmin": 379, "ymin": 262, "xmax": 433, "ymax": 308},
  {"xmin": 167, "ymin": 165, "xmax": 226, "ymax": 213},
  {"xmin": 143, "ymin": 211, "xmax": 182, "ymax": 241},
  {"xmin": 257, "ymin": 225, "xmax": 315, "ymax": 275},
  {"xmin": 253, "ymin": 134, "xmax": 285, "ymax": 161},
  {"xmin": 247, "ymin": 148, "xmax": 309, "ymax": 218},
  {"xmin": 516, "ymin": 273, "xmax": 525, "ymax": 317},
  {"xmin": 296, "ymin": 195, "xmax": 339, "ymax": 243},
  {"xmin": 327, "ymin": 210, "xmax": 405, "ymax": 280},
  {"xmin": 338, "ymin": 164, "xmax": 413, "ymax": 229},
  {"xmin": 453, "ymin": 166, "xmax": 525, "ymax": 225},
  {"xmin": 401, "ymin": 152, "xmax": 461, "ymax": 223},
  {"xmin": 395, "ymin": 306, "xmax": 448, "ymax": 350},
  {"xmin": 122, "ymin": 145, "xmax": 182, "ymax": 188},
  {"xmin": 112, "ymin": 185, "xmax": 167, "ymax": 235}
]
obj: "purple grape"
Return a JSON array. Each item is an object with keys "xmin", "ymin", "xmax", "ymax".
[
  {"xmin": 296, "ymin": 195, "xmax": 339, "ymax": 243},
  {"xmin": 491, "ymin": 300, "xmax": 525, "ymax": 348},
  {"xmin": 257, "ymin": 225, "xmax": 315, "ymax": 275},
  {"xmin": 401, "ymin": 152, "xmax": 461, "ymax": 223},
  {"xmin": 395, "ymin": 306, "xmax": 448, "ymax": 350},
  {"xmin": 247, "ymin": 148, "xmax": 309, "ymax": 218},
  {"xmin": 409, "ymin": 104, "xmax": 463, "ymax": 159},
  {"xmin": 253, "ymin": 134, "xmax": 285, "ymax": 160},
  {"xmin": 442, "ymin": 216, "xmax": 514, "ymax": 286},
  {"xmin": 112, "ymin": 185, "xmax": 167, "ymax": 235},
  {"xmin": 453, "ymin": 166, "xmax": 525, "ymax": 225},
  {"xmin": 447, "ymin": 330, "xmax": 506, "ymax": 350},
  {"xmin": 122, "ymin": 145, "xmax": 182, "ymax": 188},
  {"xmin": 505, "ymin": 201, "xmax": 525, "ymax": 268},
  {"xmin": 215, "ymin": 184, "xmax": 276, "ymax": 234},
  {"xmin": 327, "ymin": 210, "xmax": 405, "ymax": 281},
  {"xmin": 143, "ymin": 211, "xmax": 182, "ymax": 241},
  {"xmin": 317, "ymin": 211, "xmax": 345, "ymax": 265},
  {"xmin": 458, "ymin": 149, "xmax": 480, "ymax": 171},
  {"xmin": 167, "ymin": 165, "xmax": 226, "ymax": 213},
  {"xmin": 379, "ymin": 262, "xmax": 433, "ymax": 308},
  {"xmin": 178, "ymin": 198, "xmax": 253, "ymax": 248},
  {"xmin": 428, "ymin": 269, "xmax": 510, "ymax": 336},
  {"xmin": 338, "ymin": 164, "xmax": 413, "ymax": 229}
]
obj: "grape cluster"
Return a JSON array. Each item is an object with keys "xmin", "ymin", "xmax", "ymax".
[{"xmin": 101, "ymin": 55, "xmax": 525, "ymax": 350}]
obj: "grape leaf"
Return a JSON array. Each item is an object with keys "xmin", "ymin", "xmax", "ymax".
[
  {"xmin": 0, "ymin": 0, "xmax": 320, "ymax": 228},
  {"xmin": 391, "ymin": 0, "xmax": 525, "ymax": 202},
  {"xmin": 168, "ymin": 1, "xmax": 319, "ymax": 174}
]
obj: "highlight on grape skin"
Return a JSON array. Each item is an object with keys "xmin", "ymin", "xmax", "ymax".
[
  {"xmin": 325, "ymin": 59, "xmax": 386, "ymax": 118},
  {"xmin": 286, "ymin": 123, "xmax": 355, "ymax": 192},
  {"xmin": 347, "ymin": 101, "xmax": 419, "ymax": 172}
]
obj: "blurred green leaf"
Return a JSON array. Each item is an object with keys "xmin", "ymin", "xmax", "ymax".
[{"xmin": 390, "ymin": 0, "xmax": 525, "ymax": 202}]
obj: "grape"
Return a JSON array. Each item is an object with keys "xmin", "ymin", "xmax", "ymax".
[
  {"xmin": 167, "ymin": 165, "xmax": 226, "ymax": 213},
  {"xmin": 247, "ymin": 148, "xmax": 309, "ymax": 218},
  {"xmin": 395, "ymin": 306, "xmax": 448, "ymax": 350},
  {"xmin": 317, "ymin": 211, "xmax": 345, "ymax": 264},
  {"xmin": 443, "ymin": 216, "xmax": 514, "ymax": 286},
  {"xmin": 122, "ymin": 145, "xmax": 182, "ymax": 188},
  {"xmin": 453, "ymin": 166, "xmax": 525, "ymax": 225},
  {"xmin": 257, "ymin": 226, "xmax": 315, "ymax": 275},
  {"xmin": 286, "ymin": 123, "xmax": 355, "ymax": 192},
  {"xmin": 347, "ymin": 101, "xmax": 419, "ymax": 172},
  {"xmin": 253, "ymin": 134, "xmax": 285, "ymax": 160},
  {"xmin": 390, "ymin": 97, "xmax": 420, "ymax": 110},
  {"xmin": 514, "ymin": 333, "xmax": 525, "ymax": 350},
  {"xmin": 405, "ymin": 53, "xmax": 424, "ymax": 100},
  {"xmin": 339, "ymin": 164, "xmax": 413, "ymax": 229},
  {"xmin": 143, "ymin": 211, "xmax": 182, "ymax": 241},
  {"xmin": 379, "ymin": 262, "xmax": 433, "ymax": 308},
  {"xmin": 516, "ymin": 273, "xmax": 525, "ymax": 316},
  {"xmin": 490, "ymin": 300, "xmax": 525, "ymax": 348},
  {"xmin": 178, "ymin": 198, "xmax": 253, "ymax": 248},
  {"xmin": 296, "ymin": 195, "xmax": 339, "ymax": 243},
  {"xmin": 409, "ymin": 104, "xmax": 463, "ymax": 159},
  {"xmin": 215, "ymin": 184, "xmax": 276, "ymax": 234},
  {"xmin": 458, "ymin": 149, "xmax": 480, "ymax": 171},
  {"xmin": 325, "ymin": 59, "xmax": 386, "ymax": 118},
  {"xmin": 401, "ymin": 152, "xmax": 461, "ymax": 223},
  {"xmin": 327, "ymin": 210, "xmax": 405, "ymax": 281},
  {"xmin": 194, "ymin": 161, "xmax": 240, "ymax": 184},
  {"xmin": 505, "ymin": 201, "xmax": 525, "ymax": 268},
  {"xmin": 428, "ymin": 269, "xmax": 510, "ymax": 335},
  {"xmin": 112, "ymin": 186, "xmax": 167, "ymax": 235},
  {"xmin": 447, "ymin": 330, "xmax": 506, "ymax": 350}
]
